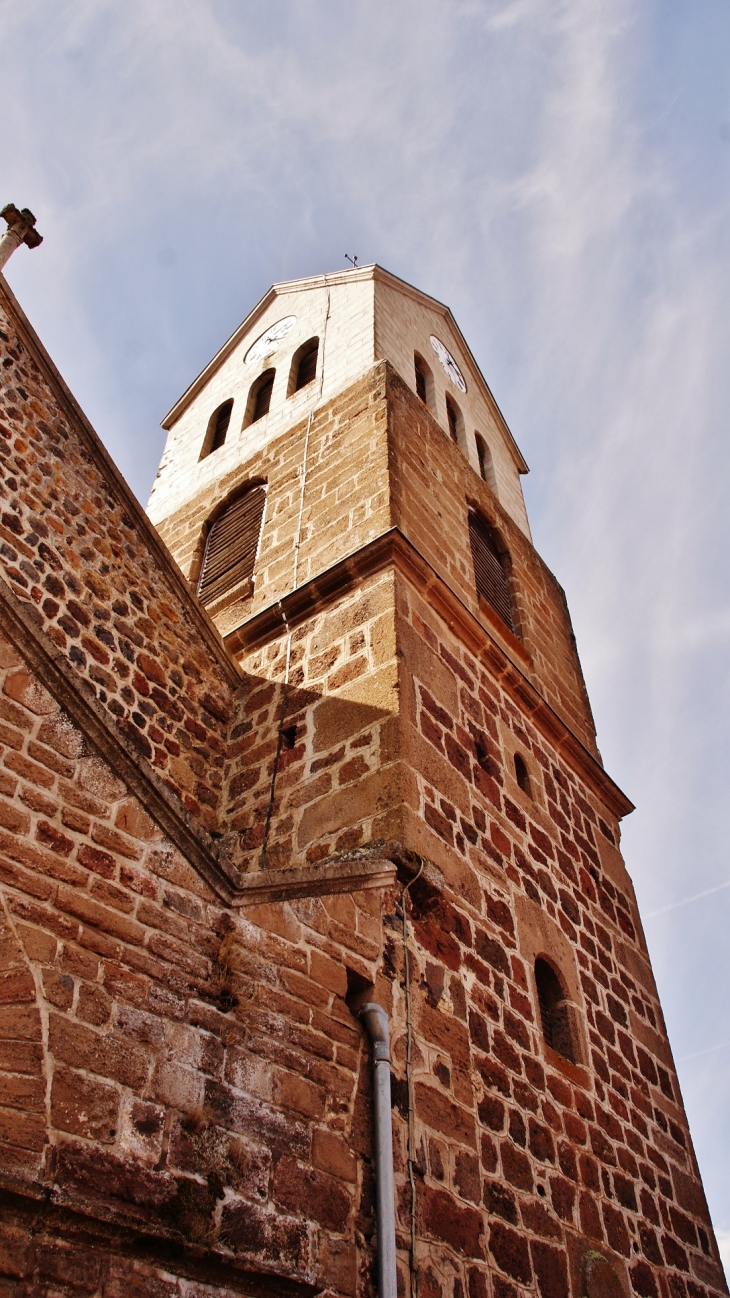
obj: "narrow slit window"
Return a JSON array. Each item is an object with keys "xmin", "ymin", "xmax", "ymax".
[
  {"xmin": 514, "ymin": 753, "xmax": 532, "ymax": 797},
  {"xmin": 204, "ymin": 400, "xmax": 233, "ymax": 457},
  {"xmin": 534, "ymin": 958, "xmax": 575, "ymax": 1063},
  {"xmin": 446, "ymin": 395, "xmax": 459, "ymax": 444},
  {"xmin": 475, "ymin": 433, "xmax": 497, "ymax": 493},
  {"xmin": 415, "ymin": 358, "xmax": 427, "ymax": 403},
  {"xmin": 197, "ymin": 486, "xmax": 266, "ymax": 607},
  {"xmin": 294, "ymin": 341, "xmax": 318, "ymax": 391},
  {"xmin": 468, "ymin": 514, "xmax": 514, "ymax": 632},
  {"xmin": 250, "ymin": 370, "xmax": 275, "ymax": 424}
]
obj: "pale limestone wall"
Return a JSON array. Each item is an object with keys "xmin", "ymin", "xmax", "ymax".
[
  {"xmin": 147, "ymin": 273, "xmax": 376, "ymax": 526},
  {"xmin": 147, "ymin": 267, "xmax": 531, "ymax": 544},
  {"xmin": 373, "ymin": 276, "xmax": 531, "ymax": 538}
]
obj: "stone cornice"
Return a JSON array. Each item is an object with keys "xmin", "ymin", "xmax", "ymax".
[
  {"xmin": 0, "ymin": 1180, "xmax": 321, "ymax": 1298},
  {"xmin": 225, "ymin": 529, "xmax": 634, "ymax": 821},
  {"xmin": 0, "ymin": 274, "xmax": 241, "ymax": 689}
]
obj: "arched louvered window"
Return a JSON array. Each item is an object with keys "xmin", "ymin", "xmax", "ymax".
[
  {"xmin": 202, "ymin": 400, "xmax": 233, "ymax": 458},
  {"xmin": 534, "ymin": 958, "xmax": 575, "ymax": 1063},
  {"xmin": 249, "ymin": 370, "xmax": 275, "ymax": 425},
  {"xmin": 468, "ymin": 514, "xmax": 514, "ymax": 632},
  {"xmin": 446, "ymin": 395, "xmax": 460, "ymax": 444},
  {"xmin": 293, "ymin": 340, "xmax": 318, "ymax": 392},
  {"xmin": 197, "ymin": 486, "xmax": 266, "ymax": 607}
]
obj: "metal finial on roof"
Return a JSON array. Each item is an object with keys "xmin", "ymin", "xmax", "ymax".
[{"xmin": 344, "ymin": 253, "xmax": 358, "ymax": 268}]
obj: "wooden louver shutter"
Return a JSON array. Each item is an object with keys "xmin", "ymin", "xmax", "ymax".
[
  {"xmin": 469, "ymin": 514, "xmax": 514, "ymax": 632},
  {"xmin": 295, "ymin": 343, "xmax": 318, "ymax": 391},
  {"xmin": 197, "ymin": 487, "xmax": 266, "ymax": 607},
  {"xmin": 252, "ymin": 372, "xmax": 274, "ymax": 422},
  {"xmin": 210, "ymin": 400, "xmax": 233, "ymax": 454}
]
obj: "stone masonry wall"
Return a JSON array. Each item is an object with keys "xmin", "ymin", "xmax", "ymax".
[
  {"xmin": 227, "ymin": 568, "xmax": 400, "ymax": 872},
  {"xmin": 0, "ymin": 286, "xmax": 237, "ymax": 832},
  {"xmin": 0, "ymin": 622, "xmax": 390, "ymax": 1297},
  {"xmin": 386, "ymin": 371, "xmax": 598, "ymax": 759},
  {"xmin": 379, "ymin": 567, "xmax": 727, "ymax": 1298}
]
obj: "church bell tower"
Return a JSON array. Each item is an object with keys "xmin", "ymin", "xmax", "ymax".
[{"xmin": 146, "ymin": 265, "xmax": 726, "ymax": 1298}]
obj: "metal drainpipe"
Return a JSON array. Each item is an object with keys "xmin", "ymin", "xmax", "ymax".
[{"xmin": 358, "ymin": 1003, "xmax": 398, "ymax": 1298}]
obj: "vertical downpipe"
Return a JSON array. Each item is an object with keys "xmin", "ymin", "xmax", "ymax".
[{"xmin": 358, "ymin": 1003, "xmax": 397, "ymax": 1298}]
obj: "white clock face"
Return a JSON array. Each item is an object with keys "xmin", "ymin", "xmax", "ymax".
[
  {"xmin": 430, "ymin": 335, "xmax": 467, "ymax": 394},
  {"xmin": 244, "ymin": 315, "xmax": 297, "ymax": 366}
]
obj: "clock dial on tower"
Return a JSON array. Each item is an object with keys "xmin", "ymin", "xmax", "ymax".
[
  {"xmin": 244, "ymin": 315, "xmax": 297, "ymax": 365},
  {"xmin": 430, "ymin": 333, "xmax": 467, "ymax": 393}
]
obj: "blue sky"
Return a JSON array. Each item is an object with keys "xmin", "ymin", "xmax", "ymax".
[{"xmin": 3, "ymin": 0, "xmax": 730, "ymax": 1259}]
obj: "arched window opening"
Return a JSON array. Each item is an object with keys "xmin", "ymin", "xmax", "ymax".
[
  {"xmin": 475, "ymin": 433, "xmax": 497, "ymax": 494},
  {"xmin": 446, "ymin": 395, "xmax": 460, "ymax": 444},
  {"xmin": 468, "ymin": 513, "xmax": 514, "ymax": 633},
  {"xmin": 514, "ymin": 753, "xmax": 532, "ymax": 797},
  {"xmin": 291, "ymin": 339, "xmax": 319, "ymax": 394},
  {"xmin": 197, "ymin": 486, "xmax": 266, "ymax": 608},
  {"xmin": 247, "ymin": 369, "xmax": 275, "ymax": 426},
  {"xmin": 202, "ymin": 400, "xmax": 233, "ymax": 459},
  {"xmin": 534, "ymin": 958, "xmax": 575, "ymax": 1063}
]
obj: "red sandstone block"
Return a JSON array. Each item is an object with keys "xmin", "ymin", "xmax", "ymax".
[
  {"xmin": 310, "ymin": 948, "xmax": 347, "ymax": 997},
  {"xmin": 49, "ymin": 1013, "xmax": 151, "ymax": 1090},
  {"xmin": 0, "ymin": 800, "xmax": 30, "ymax": 835},
  {"xmin": 34, "ymin": 1238, "xmax": 102, "ymax": 1292},
  {"xmin": 0, "ymin": 1102, "xmax": 46, "ymax": 1151},
  {"xmin": 3, "ymin": 669, "xmax": 56, "ymax": 716},
  {"xmin": 0, "ymin": 1221, "xmax": 28, "ymax": 1279},
  {"xmin": 91, "ymin": 822, "xmax": 142, "ymax": 861},
  {"xmin": 0, "ymin": 965, "xmax": 37, "ymax": 1006},
  {"xmin": 273, "ymin": 1069, "xmax": 326, "ymax": 1120},
  {"xmin": 414, "ymin": 1081, "xmax": 476, "ymax": 1147},
  {"xmin": 36, "ymin": 820, "xmax": 75, "ymax": 857},
  {"xmin": 0, "ymin": 722, "xmax": 24, "ymax": 752},
  {"xmin": 422, "ymin": 1184, "xmax": 485, "ymax": 1258},
  {"xmin": 147, "ymin": 931, "xmax": 209, "ymax": 977},
  {"xmin": 273, "ymin": 1156, "xmax": 351, "ymax": 1232},
  {"xmin": 114, "ymin": 799, "xmax": 159, "ymax": 842},
  {"xmin": 89, "ymin": 877, "xmax": 135, "ymax": 913},
  {"xmin": 57, "ymin": 886, "xmax": 146, "ymax": 946},
  {"xmin": 0, "ymin": 835, "xmax": 85, "ymax": 890},
  {"xmin": 50, "ymin": 1067, "xmax": 119, "ymax": 1142},
  {"xmin": 77, "ymin": 842, "xmax": 116, "ymax": 878},
  {"xmin": 312, "ymin": 1127, "xmax": 357, "ymax": 1183}
]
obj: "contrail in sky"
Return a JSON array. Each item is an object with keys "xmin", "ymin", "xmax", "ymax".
[{"xmin": 645, "ymin": 880, "xmax": 730, "ymax": 919}]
